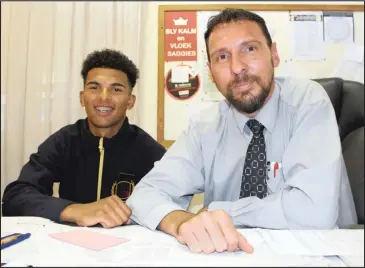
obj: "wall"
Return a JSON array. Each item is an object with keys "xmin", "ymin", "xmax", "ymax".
[{"xmin": 138, "ymin": 1, "xmax": 363, "ymax": 139}]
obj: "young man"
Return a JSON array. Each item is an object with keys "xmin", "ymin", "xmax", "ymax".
[
  {"xmin": 127, "ymin": 9, "xmax": 357, "ymax": 253},
  {"xmin": 2, "ymin": 49, "xmax": 166, "ymax": 228}
]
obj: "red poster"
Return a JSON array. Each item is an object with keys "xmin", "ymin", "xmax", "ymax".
[{"xmin": 164, "ymin": 11, "xmax": 197, "ymax": 62}]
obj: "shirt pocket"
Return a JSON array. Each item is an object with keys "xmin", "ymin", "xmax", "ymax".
[{"xmin": 267, "ymin": 163, "xmax": 285, "ymax": 194}]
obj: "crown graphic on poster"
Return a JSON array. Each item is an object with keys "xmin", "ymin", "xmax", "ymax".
[{"xmin": 173, "ymin": 17, "xmax": 188, "ymax": 26}]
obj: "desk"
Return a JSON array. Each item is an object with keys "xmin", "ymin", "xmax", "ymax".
[
  {"xmin": 349, "ymin": 224, "xmax": 365, "ymax": 229},
  {"xmin": 0, "ymin": 217, "xmax": 359, "ymax": 267}
]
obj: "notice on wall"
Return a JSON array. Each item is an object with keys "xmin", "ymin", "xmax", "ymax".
[
  {"xmin": 164, "ymin": 11, "xmax": 198, "ymax": 62},
  {"xmin": 165, "ymin": 64, "xmax": 200, "ymax": 100},
  {"xmin": 331, "ymin": 44, "xmax": 364, "ymax": 84},
  {"xmin": 165, "ymin": 64, "xmax": 201, "ymax": 100},
  {"xmin": 324, "ymin": 11, "xmax": 354, "ymax": 44},
  {"xmin": 289, "ymin": 11, "xmax": 326, "ymax": 61},
  {"xmin": 171, "ymin": 65, "xmax": 190, "ymax": 83}
]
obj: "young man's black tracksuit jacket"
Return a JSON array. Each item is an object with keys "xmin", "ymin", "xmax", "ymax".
[{"xmin": 2, "ymin": 117, "xmax": 166, "ymax": 222}]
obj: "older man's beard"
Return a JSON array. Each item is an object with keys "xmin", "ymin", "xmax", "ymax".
[{"xmin": 226, "ymin": 72, "xmax": 274, "ymax": 114}]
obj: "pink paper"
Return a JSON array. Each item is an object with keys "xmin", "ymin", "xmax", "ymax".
[{"xmin": 49, "ymin": 229, "xmax": 129, "ymax": 251}]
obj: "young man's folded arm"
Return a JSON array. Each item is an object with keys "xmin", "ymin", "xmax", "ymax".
[{"xmin": 2, "ymin": 132, "xmax": 75, "ymax": 222}]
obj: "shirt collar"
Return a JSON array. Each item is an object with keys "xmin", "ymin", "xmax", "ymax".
[
  {"xmin": 232, "ymin": 79, "xmax": 281, "ymax": 134},
  {"xmin": 82, "ymin": 116, "xmax": 132, "ymax": 150}
]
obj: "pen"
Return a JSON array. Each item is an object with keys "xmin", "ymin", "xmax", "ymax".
[
  {"xmin": 1, "ymin": 233, "xmax": 31, "ymax": 250},
  {"xmin": 266, "ymin": 161, "xmax": 282, "ymax": 179}
]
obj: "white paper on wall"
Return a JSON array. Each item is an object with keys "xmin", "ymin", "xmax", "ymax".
[
  {"xmin": 324, "ymin": 11, "xmax": 354, "ymax": 44},
  {"xmin": 290, "ymin": 11, "xmax": 326, "ymax": 61},
  {"xmin": 331, "ymin": 44, "xmax": 364, "ymax": 83},
  {"xmin": 171, "ymin": 65, "xmax": 190, "ymax": 83}
]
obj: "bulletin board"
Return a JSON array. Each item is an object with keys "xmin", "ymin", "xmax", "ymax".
[{"xmin": 157, "ymin": 4, "xmax": 364, "ymax": 148}]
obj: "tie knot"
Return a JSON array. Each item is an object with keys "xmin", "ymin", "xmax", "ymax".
[{"xmin": 247, "ymin": 119, "xmax": 264, "ymax": 134}]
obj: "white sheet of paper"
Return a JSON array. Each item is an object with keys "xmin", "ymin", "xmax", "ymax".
[
  {"xmin": 0, "ymin": 218, "xmax": 352, "ymax": 267},
  {"xmin": 171, "ymin": 65, "xmax": 190, "ymax": 83},
  {"xmin": 259, "ymin": 229, "xmax": 364, "ymax": 256},
  {"xmin": 185, "ymin": 101, "xmax": 218, "ymax": 125},
  {"xmin": 332, "ymin": 61, "xmax": 364, "ymax": 83},
  {"xmin": 324, "ymin": 15, "xmax": 354, "ymax": 44},
  {"xmin": 331, "ymin": 44, "xmax": 364, "ymax": 83},
  {"xmin": 290, "ymin": 11, "xmax": 326, "ymax": 61},
  {"xmin": 0, "ymin": 261, "xmax": 31, "ymax": 267},
  {"xmin": 343, "ymin": 43, "xmax": 364, "ymax": 63},
  {"xmin": 196, "ymin": 11, "xmax": 224, "ymax": 102},
  {"xmin": 87, "ymin": 237, "xmax": 334, "ymax": 267},
  {"xmin": 339, "ymin": 255, "xmax": 365, "ymax": 267},
  {"xmin": 275, "ymin": 61, "xmax": 308, "ymax": 78}
]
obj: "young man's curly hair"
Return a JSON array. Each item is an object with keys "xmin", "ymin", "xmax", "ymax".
[{"xmin": 81, "ymin": 49, "xmax": 140, "ymax": 89}]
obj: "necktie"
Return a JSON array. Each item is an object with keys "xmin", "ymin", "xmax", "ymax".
[{"xmin": 240, "ymin": 119, "xmax": 268, "ymax": 199}]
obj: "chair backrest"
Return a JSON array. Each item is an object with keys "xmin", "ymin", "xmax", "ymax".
[
  {"xmin": 313, "ymin": 78, "xmax": 364, "ymax": 224},
  {"xmin": 313, "ymin": 78, "xmax": 364, "ymax": 141},
  {"xmin": 338, "ymin": 80, "xmax": 364, "ymax": 141},
  {"xmin": 341, "ymin": 126, "xmax": 364, "ymax": 224}
]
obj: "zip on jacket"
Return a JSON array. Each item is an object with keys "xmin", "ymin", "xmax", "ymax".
[{"xmin": 97, "ymin": 137, "xmax": 104, "ymax": 200}]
